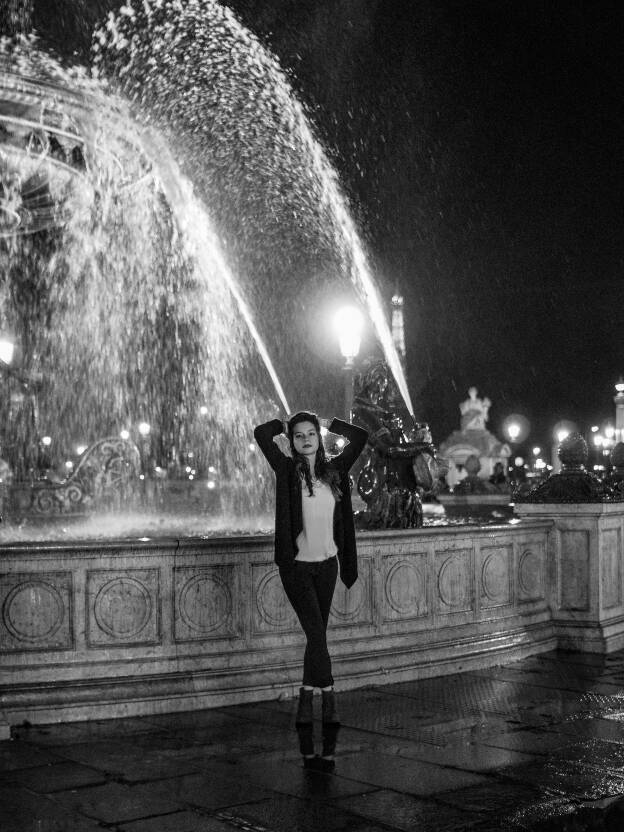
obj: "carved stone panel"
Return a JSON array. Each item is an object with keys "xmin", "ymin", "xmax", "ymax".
[
  {"xmin": 87, "ymin": 569, "xmax": 160, "ymax": 647},
  {"xmin": 480, "ymin": 545, "xmax": 511, "ymax": 609},
  {"xmin": 559, "ymin": 530, "xmax": 590, "ymax": 611},
  {"xmin": 435, "ymin": 549, "xmax": 473, "ymax": 614},
  {"xmin": 517, "ymin": 545, "xmax": 546, "ymax": 602},
  {"xmin": 382, "ymin": 553, "xmax": 428, "ymax": 621},
  {"xmin": 252, "ymin": 564, "xmax": 299, "ymax": 634},
  {"xmin": 174, "ymin": 565, "xmax": 238, "ymax": 641},
  {"xmin": 601, "ymin": 528, "xmax": 622, "ymax": 610},
  {"xmin": 0, "ymin": 571, "xmax": 72, "ymax": 652},
  {"xmin": 330, "ymin": 558, "xmax": 373, "ymax": 627}
]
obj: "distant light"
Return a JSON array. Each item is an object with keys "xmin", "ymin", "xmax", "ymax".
[
  {"xmin": 154, "ymin": 466, "xmax": 163, "ymax": 474},
  {"xmin": 556, "ymin": 429, "xmax": 570, "ymax": 444},
  {"xmin": 594, "ymin": 435, "xmax": 603, "ymax": 448},
  {"xmin": 120, "ymin": 429, "xmax": 130, "ymax": 440},
  {"xmin": 139, "ymin": 474, "xmax": 145, "ymax": 480},
  {"xmin": 0, "ymin": 338, "xmax": 14, "ymax": 366},
  {"xmin": 185, "ymin": 466, "xmax": 191, "ymax": 473},
  {"xmin": 207, "ymin": 480, "xmax": 216, "ymax": 489},
  {"xmin": 188, "ymin": 451, "xmax": 194, "ymax": 458},
  {"xmin": 249, "ymin": 443, "xmax": 256, "ymax": 452},
  {"xmin": 208, "ymin": 465, "xmax": 216, "ymax": 473},
  {"xmin": 76, "ymin": 445, "xmax": 86, "ymax": 456},
  {"xmin": 138, "ymin": 537, "xmax": 150, "ymax": 542},
  {"xmin": 535, "ymin": 458, "xmax": 546, "ymax": 469},
  {"xmin": 591, "ymin": 425, "xmax": 599, "ymax": 433},
  {"xmin": 532, "ymin": 447, "xmax": 541, "ymax": 456},
  {"xmin": 138, "ymin": 422, "xmax": 151, "ymax": 436},
  {"xmin": 514, "ymin": 456, "xmax": 524, "ymax": 467},
  {"xmin": 605, "ymin": 425, "xmax": 615, "ymax": 440},
  {"xmin": 503, "ymin": 414, "xmax": 530, "ymax": 444},
  {"xmin": 189, "ymin": 474, "xmax": 194, "ymax": 480},
  {"xmin": 616, "ymin": 379, "xmax": 624, "ymax": 394},
  {"xmin": 509, "ymin": 518, "xmax": 521, "ymax": 525},
  {"xmin": 199, "ymin": 405, "xmax": 208, "ymax": 415},
  {"xmin": 335, "ymin": 437, "xmax": 346, "ymax": 448},
  {"xmin": 191, "ymin": 469, "xmax": 196, "ymax": 476},
  {"xmin": 65, "ymin": 460, "xmax": 73, "ymax": 470},
  {"xmin": 41, "ymin": 436, "xmax": 52, "ymax": 447}
]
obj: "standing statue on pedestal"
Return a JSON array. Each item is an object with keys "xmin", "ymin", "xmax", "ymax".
[{"xmin": 352, "ymin": 360, "xmax": 447, "ymax": 529}]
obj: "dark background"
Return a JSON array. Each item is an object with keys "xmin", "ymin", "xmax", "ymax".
[{"xmin": 15, "ymin": 0, "xmax": 624, "ymax": 455}]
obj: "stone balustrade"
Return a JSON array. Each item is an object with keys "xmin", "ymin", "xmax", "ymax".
[{"xmin": 0, "ymin": 519, "xmax": 560, "ymax": 726}]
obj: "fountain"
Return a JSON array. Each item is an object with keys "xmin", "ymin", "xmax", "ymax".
[
  {"xmin": 0, "ymin": 0, "xmax": 414, "ymax": 537},
  {"xmin": 4, "ymin": 2, "xmax": 623, "ymax": 731}
]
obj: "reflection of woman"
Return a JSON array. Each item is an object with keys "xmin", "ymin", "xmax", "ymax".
[{"xmin": 254, "ymin": 411, "xmax": 367, "ymax": 769}]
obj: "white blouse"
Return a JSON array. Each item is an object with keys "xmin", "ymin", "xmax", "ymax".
[{"xmin": 295, "ymin": 478, "xmax": 337, "ymax": 562}]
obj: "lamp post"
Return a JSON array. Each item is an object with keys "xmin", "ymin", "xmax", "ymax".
[
  {"xmin": 614, "ymin": 378, "xmax": 624, "ymax": 443},
  {"xmin": 334, "ymin": 306, "xmax": 363, "ymax": 421}
]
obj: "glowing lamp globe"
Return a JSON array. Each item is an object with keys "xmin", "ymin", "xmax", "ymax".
[
  {"xmin": 0, "ymin": 338, "xmax": 14, "ymax": 366},
  {"xmin": 334, "ymin": 306, "xmax": 363, "ymax": 364}
]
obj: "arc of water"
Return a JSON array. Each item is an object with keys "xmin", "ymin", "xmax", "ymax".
[
  {"xmin": 259, "ymin": 53, "xmax": 414, "ymax": 417},
  {"xmin": 300, "ymin": 131, "xmax": 414, "ymax": 417},
  {"xmin": 141, "ymin": 130, "xmax": 291, "ymax": 417}
]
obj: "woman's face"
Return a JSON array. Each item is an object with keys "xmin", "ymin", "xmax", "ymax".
[{"xmin": 291, "ymin": 421, "xmax": 319, "ymax": 459}]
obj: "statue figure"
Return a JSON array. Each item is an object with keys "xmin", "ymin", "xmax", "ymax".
[
  {"xmin": 459, "ymin": 386, "xmax": 491, "ymax": 432},
  {"xmin": 352, "ymin": 359, "xmax": 447, "ymax": 529}
]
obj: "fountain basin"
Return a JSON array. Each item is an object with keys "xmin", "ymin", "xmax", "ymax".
[{"xmin": 0, "ymin": 520, "xmax": 559, "ymax": 727}]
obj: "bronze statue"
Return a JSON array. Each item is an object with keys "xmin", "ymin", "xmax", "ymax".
[{"xmin": 352, "ymin": 359, "xmax": 446, "ymax": 529}]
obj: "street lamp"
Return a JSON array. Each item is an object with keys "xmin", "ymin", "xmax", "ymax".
[
  {"xmin": 334, "ymin": 306, "xmax": 363, "ymax": 421},
  {"xmin": 614, "ymin": 378, "xmax": 624, "ymax": 443}
]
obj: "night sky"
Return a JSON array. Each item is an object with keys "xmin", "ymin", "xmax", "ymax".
[
  {"xmin": 24, "ymin": 0, "xmax": 624, "ymax": 454},
  {"xmin": 224, "ymin": 0, "xmax": 624, "ymax": 455}
]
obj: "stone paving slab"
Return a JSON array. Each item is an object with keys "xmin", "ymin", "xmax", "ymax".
[
  {"xmin": 216, "ymin": 794, "xmax": 393, "ymax": 832},
  {"xmin": 189, "ymin": 750, "xmax": 374, "ymax": 800},
  {"xmin": 333, "ymin": 789, "xmax": 487, "ymax": 831},
  {"xmin": 328, "ymin": 749, "xmax": 493, "ymax": 796},
  {"xmin": 0, "ymin": 759, "xmax": 108, "ymax": 792},
  {"xmin": 0, "ymin": 782, "xmax": 106, "ymax": 831},
  {"xmin": 46, "ymin": 738, "xmax": 205, "ymax": 782},
  {"xmin": 156, "ymin": 770, "xmax": 273, "ymax": 811},
  {"xmin": 119, "ymin": 809, "xmax": 239, "ymax": 832},
  {"xmin": 48, "ymin": 780, "xmax": 186, "ymax": 824},
  {"xmin": 0, "ymin": 740, "xmax": 65, "ymax": 772},
  {"xmin": 4, "ymin": 649, "xmax": 624, "ymax": 830}
]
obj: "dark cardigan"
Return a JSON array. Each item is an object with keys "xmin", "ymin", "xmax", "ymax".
[{"xmin": 254, "ymin": 418, "xmax": 368, "ymax": 588}]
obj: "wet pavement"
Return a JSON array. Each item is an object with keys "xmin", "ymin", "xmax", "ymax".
[{"xmin": 3, "ymin": 651, "xmax": 624, "ymax": 831}]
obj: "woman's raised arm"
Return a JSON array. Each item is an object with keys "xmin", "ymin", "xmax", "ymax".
[{"xmin": 253, "ymin": 419, "xmax": 288, "ymax": 472}]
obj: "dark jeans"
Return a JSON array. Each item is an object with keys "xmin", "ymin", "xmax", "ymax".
[{"xmin": 279, "ymin": 557, "xmax": 338, "ymax": 688}]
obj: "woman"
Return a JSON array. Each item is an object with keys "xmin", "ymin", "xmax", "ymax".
[{"xmin": 254, "ymin": 411, "xmax": 368, "ymax": 769}]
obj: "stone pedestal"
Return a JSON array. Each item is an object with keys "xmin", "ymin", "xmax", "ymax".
[{"xmin": 515, "ymin": 502, "xmax": 624, "ymax": 652}]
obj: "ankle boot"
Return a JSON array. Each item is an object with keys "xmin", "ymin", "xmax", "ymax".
[
  {"xmin": 295, "ymin": 688, "xmax": 315, "ymax": 758},
  {"xmin": 321, "ymin": 689, "xmax": 340, "ymax": 766}
]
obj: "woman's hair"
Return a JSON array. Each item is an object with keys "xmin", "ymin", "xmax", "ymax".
[{"xmin": 287, "ymin": 411, "xmax": 342, "ymax": 499}]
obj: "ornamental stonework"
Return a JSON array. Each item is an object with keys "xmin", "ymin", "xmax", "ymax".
[
  {"xmin": 0, "ymin": 571, "xmax": 73, "ymax": 652},
  {"xmin": 87, "ymin": 569, "xmax": 160, "ymax": 647}
]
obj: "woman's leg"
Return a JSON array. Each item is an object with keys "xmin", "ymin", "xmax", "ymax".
[
  {"xmin": 312, "ymin": 558, "xmax": 340, "ymax": 768},
  {"xmin": 280, "ymin": 562, "xmax": 334, "ymax": 688}
]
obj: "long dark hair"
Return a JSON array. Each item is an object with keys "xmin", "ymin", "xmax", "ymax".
[{"xmin": 288, "ymin": 411, "xmax": 342, "ymax": 499}]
